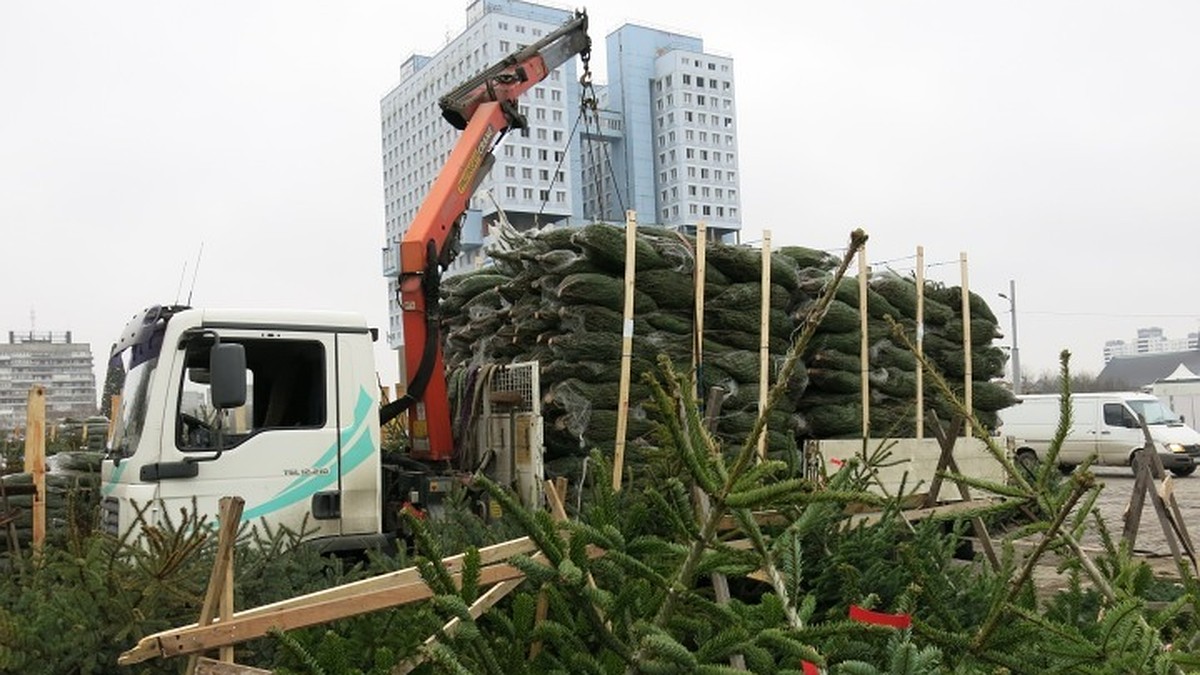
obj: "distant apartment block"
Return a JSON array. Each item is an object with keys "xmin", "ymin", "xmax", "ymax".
[
  {"xmin": 1103, "ymin": 327, "xmax": 1200, "ymax": 362},
  {"xmin": 379, "ymin": 0, "xmax": 741, "ymax": 349},
  {"xmin": 0, "ymin": 331, "xmax": 97, "ymax": 428},
  {"xmin": 582, "ymin": 24, "xmax": 741, "ymax": 239}
]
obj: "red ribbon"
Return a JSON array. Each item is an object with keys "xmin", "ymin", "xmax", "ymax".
[
  {"xmin": 802, "ymin": 660, "xmax": 820, "ymax": 675},
  {"xmin": 830, "ymin": 457, "xmax": 845, "ymax": 467},
  {"xmin": 849, "ymin": 604, "xmax": 912, "ymax": 629}
]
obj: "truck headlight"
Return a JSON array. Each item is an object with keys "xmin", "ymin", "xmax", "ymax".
[{"xmin": 1166, "ymin": 442, "xmax": 1186, "ymax": 454}]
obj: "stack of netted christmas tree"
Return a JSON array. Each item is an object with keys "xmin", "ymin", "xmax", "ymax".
[{"xmin": 439, "ymin": 223, "xmax": 1014, "ymax": 468}]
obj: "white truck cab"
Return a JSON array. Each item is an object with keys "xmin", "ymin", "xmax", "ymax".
[
  {"xmin": 998, "ymin": 392, "xmax": 1200, "ymax": 477},
  {"xmin": 100, "ymin": 305, "xmax": 388, "ymax": 551}
]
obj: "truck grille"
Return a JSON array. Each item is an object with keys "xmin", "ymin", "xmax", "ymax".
[{"xmin": 100, "ymin": 497, "xmax": 119, "ymax": 535}]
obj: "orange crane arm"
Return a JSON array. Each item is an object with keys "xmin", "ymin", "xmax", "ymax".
[{"xmin": 381, "ymin": 11, "xmax": 589, "ymax": 462}]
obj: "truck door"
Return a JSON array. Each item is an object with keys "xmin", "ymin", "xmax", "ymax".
[{"xmin": 157, "ymin": 329, "xmax": 345, "ymax": 539}]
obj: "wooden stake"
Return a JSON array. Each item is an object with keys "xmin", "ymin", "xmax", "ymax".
[
  {"xmin": 693, "ymin": 221, "xmax": 708, "ymax": 398},
  {"xmin": 108, "ymin": 394, "xmax": 121, "ymax": 445},
  {"xmin": 612, "ymin": 210, "xmax": 637, "ymax": 492},
  {"xmin": 186, "ymin": 496, "xmax": 244, "ymax": 674},
  {"xmin": 915, "ymin": 246, "xmax": 925, "ymax": 439},
  {"xmin": 858, "ymin": 248, "xmax": 869, "ymax": 440},
  {"xmin": 960, "ymin": 252, "xmax": 973, "ymax": 421},
  {"xmin": 757, "ymin": 230, "xmax": 772, "ymax": 460},
  {"xmin": 24, "ymin": 386, "xmax": 45, "ymax": 557}
]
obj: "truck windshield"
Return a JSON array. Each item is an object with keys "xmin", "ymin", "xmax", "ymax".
[
  {"xmin": 1127, "ymin": 399, "xmax": 1182, "ymax": 425},
  {"xmin": 109, "ymin": 354, "xmax": 158, "ymax": 460},
  {"xmin": 107, "ymin": 310, "xmax": 170, "ymax": 460}
]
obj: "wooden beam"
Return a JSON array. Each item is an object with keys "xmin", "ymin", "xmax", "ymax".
[
  {"xmin": 24, "ymin": 386, "xmax": 45, "ymax": 557},
  {"xmin": 757, "ymin": 231, "xmax": 772, "ymax": 460},
  {"xmin": 858, "ymin": 247, "xmax": 869, "ymax": 440},
  {"xmin": 194, "ymin": 657, "xmax": 272, "ymax": 675},
  {"xmin": 693, "ymin": 220, "xmax": 707, "ymax": 399},
  {"xmin": 121, "ymin": 537, "xmax": 540, "ymax": 665},
  {"xmin": 612, "ymin": 209, "xmax": 638, "ymax": 491},
  {"xmin": 122, "ymin": 561, "xmax": 533, "ymax": 664},
  {"xmin": 915, "ymin": 246, "xmax": 925, "ymax": 439},
  {"xmin": 960, "ymin": 252, "xmax": 972, "ymax": 421},
  {"xmin": 186, "ymin": 497, "xmax": 244, "ymax": 674}
]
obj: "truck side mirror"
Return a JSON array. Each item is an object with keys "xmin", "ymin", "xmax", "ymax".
[{"xmin": 210, "ymin": 343, "xmax": 247, "ymax": 409}]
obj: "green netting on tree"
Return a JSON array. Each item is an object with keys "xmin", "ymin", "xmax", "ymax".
[
  {"xmin": 707, "ymin": 282, "xmax": 792, "ymax": 312},
  {"xmin": 806, "ymin": 300, "xmax": 859, "ymax": 333},
  {"xmin": 635, "ymin": 268, "xmax": 696, "ymax": 310},
  {"xmin": 943, "ymin": 317, "xmax": 1003, "ymax": 347},
  {"xmin": 973, "ymin": 380, "xmax": 1019, "ymax": 412},
  {"xmin": 778, "ymin": 245, "xmax": 839, "ymax": 271},
  {"xmin": 802, "ymin": 403, "xmax": 862, "ymax": 437},
  {"xmin": 643, "ymin": 312, "xmax": 694, "ymax": 336},
  {"xmin": 571, "ymin": 223, "xmax": 675, "ymax": 273},
  {"xmin": 556, "ymin": 273, "xmax": 658, "ymax": 313},
  {"xmin": 807, "ymin": 348, "xmax": 861, "ymax": 374},
  {"xmin": 807, "ymin": 367, "xmax": 862, "ymax": 395}
]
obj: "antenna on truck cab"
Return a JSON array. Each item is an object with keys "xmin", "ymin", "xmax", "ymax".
[{"xmin": 186, "ymin": 242, "xmax": 204, "ymax": 306}]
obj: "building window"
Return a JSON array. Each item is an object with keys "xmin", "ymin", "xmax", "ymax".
[
  {"xmin": 522, "ymin": 167, "xmax": 533, "ymax": 180},
  {"xmin": 683, "ymin": 74, "xmax": 691, "ymax": 85}
]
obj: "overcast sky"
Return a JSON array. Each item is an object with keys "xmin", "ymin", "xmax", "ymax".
[{"xmin": 3, "ymin": 1, "xmax": 1199, "ymax": 396}]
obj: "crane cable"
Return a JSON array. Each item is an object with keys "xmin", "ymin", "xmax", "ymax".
[{"xmin": 535, "ymin": 48, "xmax": 627, "ymax": 224}]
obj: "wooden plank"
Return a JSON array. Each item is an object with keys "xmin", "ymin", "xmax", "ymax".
[
  {"xmin": 24, "ymin": 386, "xmax": 45, "ymax": 556},
  {"xmin": 858, "ymin": 248, "xmax": 869, "ymax": 439},
  {"xmin": 396, "ymin": 571, "xmax": 533, "ymax": 674},
  {"xmin": 612, "ymin": 209, "xmax": 637, "ymax": 491},
  {"xmin": 927, "ymin": 414, "xmax": 999, "ymax": 570},
  {"xmin": 120, "ymin": 537, "xmax": 540, "ymax": 665},
  {"xmin": 107, "ymin": 394, "xmax": 121, "ymax": 445},
  {"xmin": 693, "ymin": 220, "xmax": 707, "ymax": 398},
  {"xmin": 959, "ymin": 253, "xmax": 972, "ymax": 420},
  {"xmin": 122, "ymin": 561, "xmax": 532, "ymax": 663},
  {"xmin": 194, "ymin": 657, "xmax": 272, "ymax": 675},
  {"xmin": 187, "ymin": 497, "xmax": 245, "ymax": 674},
  {"xmin": 757, "ymin": 231, "xmax": 771, "ymax": 460},
  {"xmin": 849, "ymin": 498, "xmax": 999, "ymax": 527},
  {"xmin": 915, "ymin": 246, "xmax": 925, "ymax": 439}
]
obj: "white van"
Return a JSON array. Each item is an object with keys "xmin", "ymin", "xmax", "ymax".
[{"xmin": 998, "ymin": 392, "xmax": 1200, "ymax": 477}]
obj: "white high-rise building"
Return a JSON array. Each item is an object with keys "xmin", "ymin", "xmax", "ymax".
[
  {"xmin": 379, "ymin": 0, "xmax": 582, "ymax": 349},
  {"xmin": 0, "ymin": 331, "xmax": 96, "ymax": 428},
  {"xmin": 582, "ymin": 24, "xmax": 741, "ymax": 240},
  {"xmin": 379, "ymin": 1, "xmax": 741, "ymax": 352}
]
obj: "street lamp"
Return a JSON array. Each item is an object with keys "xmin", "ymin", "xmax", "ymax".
[{"xmin": 998, "ymin": 280, "xmax": 1021, "ymax": 394}]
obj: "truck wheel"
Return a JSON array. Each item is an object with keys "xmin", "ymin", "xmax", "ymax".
[{"xmin": 1171, "ymin": 465, "xmax": 1196, "ymax": 478}]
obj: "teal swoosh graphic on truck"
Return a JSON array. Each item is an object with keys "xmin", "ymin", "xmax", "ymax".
[
  {"xmin": 101, "ymin": 461, "xmax": 128, "ymax": 496},
  {"xmin": 240, "ymin": 388, "xmax": 377, "ymax": 524}
]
